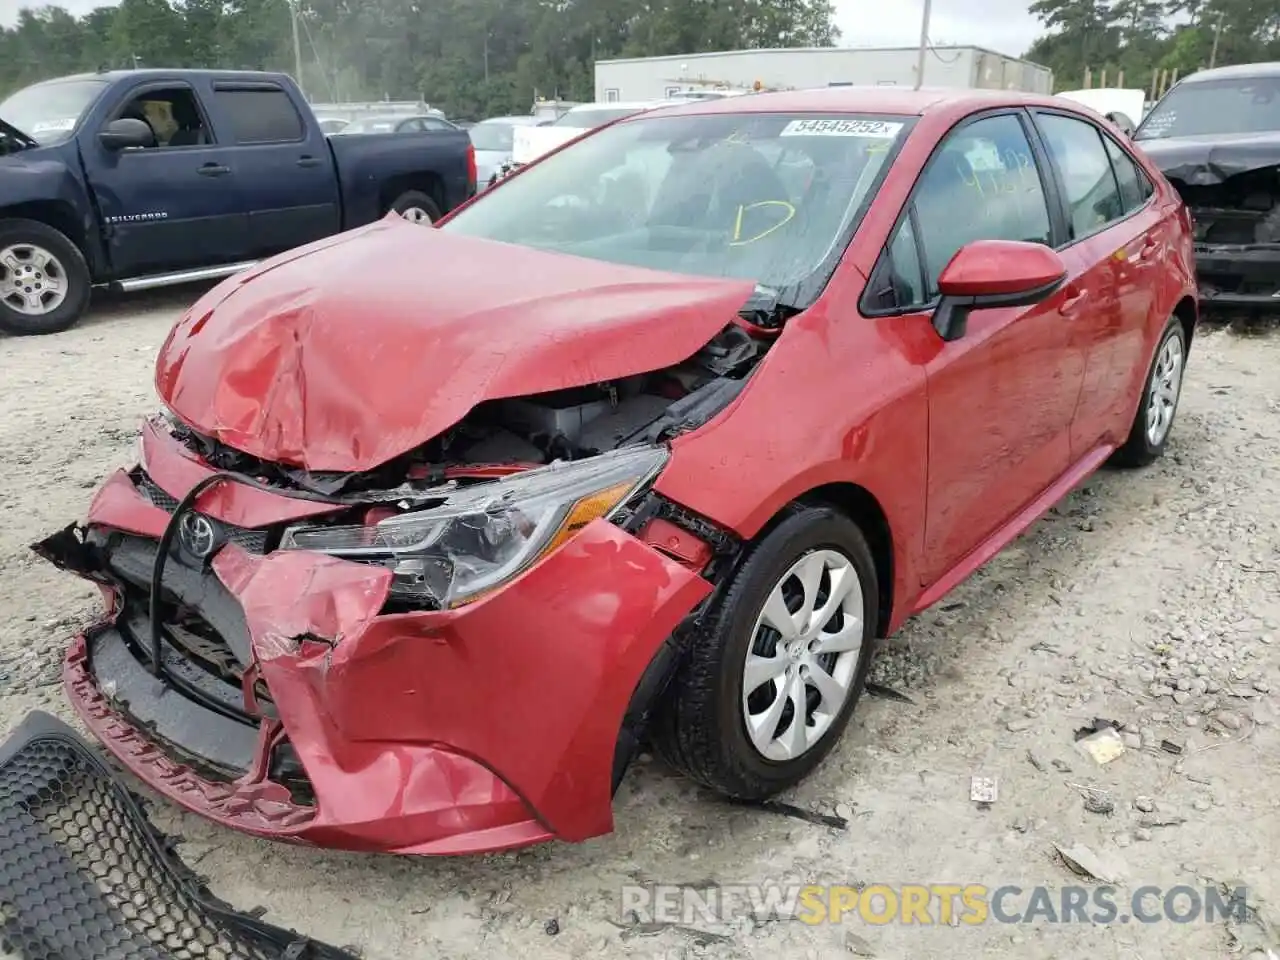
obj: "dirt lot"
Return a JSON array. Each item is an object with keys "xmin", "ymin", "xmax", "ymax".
[{"xmin": 1, "ymin": 292, "xmax": 1278, "ymax": 960}]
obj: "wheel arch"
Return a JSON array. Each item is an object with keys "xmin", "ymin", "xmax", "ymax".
[
  {"xmin": 778, "ymin": 482, "xmax": 896, "ymax": 640},
  {"xmin": 0, "ymin": 202, "xmax": 96, "ymax": 273},
  {"xmin": 379, "ymin": 174, "xmax": 444, "ymax": 216},
  {"xmin": 1172, "ymin": 294, "xmax": 1197, "ymax": 353}
]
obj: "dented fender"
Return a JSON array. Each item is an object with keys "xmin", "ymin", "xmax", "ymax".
[{"xmin": 209, "ymin": 519, "xmax": 710, "ymax": 841}]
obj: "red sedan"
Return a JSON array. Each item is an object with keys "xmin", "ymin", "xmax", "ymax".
[{"xmin": 39, "ymin": 87, "xmax": 1197, "ymax": 856}]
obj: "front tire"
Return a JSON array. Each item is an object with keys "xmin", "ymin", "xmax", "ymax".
[
  {"xmin": 653, "ymin": 505, "xmax": 878, "ymax": 800},
  {"xmin": 388, "ymin": 190, "xmax": 441, "ymax": 225},
  {"xmin": 0, "ymin": 219, "xmax": 91, "ymax": 336},
  {"xmin": 1110, "ymin": 316, "xmax": 1187, "ymax": 468}
]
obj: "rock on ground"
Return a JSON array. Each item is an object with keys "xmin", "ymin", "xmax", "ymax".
[{"xmin": 1, "ymin": 292, "xmax": 1278, "ymax": 959}]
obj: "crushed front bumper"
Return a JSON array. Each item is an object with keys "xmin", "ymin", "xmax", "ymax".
[{"xmin": 44, "ymin": 421, "xmax": 711, "ymax": 855}]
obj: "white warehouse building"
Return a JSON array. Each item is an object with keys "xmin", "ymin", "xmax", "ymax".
[{"xmin": 594, "ymin": 46, "xmax": 1054, "ymax": 102}]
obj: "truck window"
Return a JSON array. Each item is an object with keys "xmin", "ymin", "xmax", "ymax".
[
  {"xmin": 113, "ymin": 87, "xmax": 211, "ymax": 148},
  {"xmin": 213, "ymin": 87, "xmax": 305, "ymax": 144}
]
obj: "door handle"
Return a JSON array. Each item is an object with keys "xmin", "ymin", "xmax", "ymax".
[
  {"xmin": 297, "ymin": 156, "xmax": 322, "ymax": 168},
  {"xmin": 198, "ymin": 163, "xmax": 230, "ymax": 177}
]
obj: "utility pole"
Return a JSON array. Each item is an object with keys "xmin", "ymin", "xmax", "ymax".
[
  {"xmin": 914, "ymin": 0, "xmax": 932, "ymax": 90},
  {"xmin": 291, "ymin": 0, "xmax": 306, "ymax": 98},
  {"xmin": 1208, "ymin": 10, "xmax": 1225, "ymax": 69}
]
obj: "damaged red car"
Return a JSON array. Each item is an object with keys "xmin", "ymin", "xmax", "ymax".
[{"xmin": 38, "ymin": 88, "xmax": 1198, "ymax": 856}]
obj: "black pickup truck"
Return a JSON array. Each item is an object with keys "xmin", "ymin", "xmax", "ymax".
[{"xmin": 0, "ymin": 69, "xmax": 476, "ymax": 334}]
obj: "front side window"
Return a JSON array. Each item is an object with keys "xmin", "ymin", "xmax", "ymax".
[
  {"xmin": 441, "ymin": 112, "xmax": 909, "ymax": 307},
  {"xmin": 1136, "ymin": 76, "xmax": 1280, "ymax": 140},
  {"xmin": 909, "ymin": 113, "xmax": 1052, "ymax": 299},
  {"xmin": 0, "ymin": 79, "xmax": 108, "ymax": 145},
  {"xmin": 1037, "ymin": 113, "xmax": 1125, "ymax": 240},
  {"xmin": 213, "ymin": 87, "xmax": 304, "ymax": 144},
  {"xmin": 114, "ymin": 87, "xmax": 211, "ymax": 147}
]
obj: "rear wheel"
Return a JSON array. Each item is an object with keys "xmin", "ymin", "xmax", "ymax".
[
  {"xmin": 1111, "ymin": 316, "xmax": 1187, "ymax": 468},
  {"xmin": 652, "ymin": 505, "xmax": 878, "ymax": 799},
  {"xmin": 388, "ymin": 190, "xmax": 441, "ymax": 225},
  {"xmin": 0, "ymin": 219, "xmax": 91, "ymax": 336}
]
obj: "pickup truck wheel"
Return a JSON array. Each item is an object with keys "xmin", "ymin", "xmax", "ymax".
[
  {"xmin": 389, "ymin": 191, "xmax": 441, "ymax": 225},
  {"xmin": 0, "ymin": 219, "xmax": 91, "ymax": 336}
]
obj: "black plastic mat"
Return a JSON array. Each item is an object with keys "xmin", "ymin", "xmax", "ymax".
[{"xmin": 0, "ymin": 710, "xmax": 358, "ymax": 960}]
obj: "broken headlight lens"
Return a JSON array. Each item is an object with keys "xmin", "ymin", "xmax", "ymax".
[{"xmin": 277, "ymin": 445, "xmax": 667, "ymax": 607}]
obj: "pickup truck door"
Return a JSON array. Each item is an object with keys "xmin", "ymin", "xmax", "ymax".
[
  {"xmin": 83, "ymin": 79, "xmax": 250, "ymax": 278},
  {"xmin": 205, "ymin": 81, "xmax": 341, "ymax": 258}
]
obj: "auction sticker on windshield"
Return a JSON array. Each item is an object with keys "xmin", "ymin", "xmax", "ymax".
[{"xmin": 780, "ymin": 119, "xmax": 903, "ymax": 137}]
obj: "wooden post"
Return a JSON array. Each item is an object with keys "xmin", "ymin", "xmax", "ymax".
[
  {"xmin": 1149, "ymin": 70, "xmax": 1159, "ymax": 100},
  {"xmin": 1117, "ymin": 69, "xmax": 1124, "ymax": 88},
  {"xmin": 1084, "ymin": 66, "xmax": 1092, "ymax": 88},
  {"xmin": 1100, "ymin": 67, "xmax": 1108, "ymax": 87}
]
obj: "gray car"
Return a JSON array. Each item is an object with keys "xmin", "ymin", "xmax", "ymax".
[
  {"xmin": 333, "ymin": 114, "xmax": 456, "ymax": 135},
  {"xmin": 468, "ymin": 116, "xmax": 544, "ymax": 189}
]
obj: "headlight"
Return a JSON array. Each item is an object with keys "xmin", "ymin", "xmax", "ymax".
[{"xmin": 278, "ymin": 445, "xmax": 667, "ymax": 607}]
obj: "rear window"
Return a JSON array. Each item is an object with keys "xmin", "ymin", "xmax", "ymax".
[
  {"xmin": 1137, "ymin": 75, "xmax": 1280, "ymax": 139},
  {"xmin": 213, "ymin": 87, "xmax": 304, "ymax": 143}
]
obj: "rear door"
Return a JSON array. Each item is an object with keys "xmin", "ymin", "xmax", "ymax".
[
  {"xmin": 1029, "ymin": 109, "xmax": 1164, "ymax": 452},
  {"xmin": 863, "ymin": 111, "xmax": 1088, "ymax": 586},
  {"xmin": 83, "ymin": 80, "xmax": 249, "ymax": 278},
  {"xmin": 205, "ymin": 81, "xmax": 341, "ymax": 257}
]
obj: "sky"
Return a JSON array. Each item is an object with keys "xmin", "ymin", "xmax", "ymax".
[{"xmin": 0, "ymin": 0, "xmax": 1046, "ymax": 60}]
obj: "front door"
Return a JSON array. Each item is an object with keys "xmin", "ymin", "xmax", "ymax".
[
  {"xmin": 905, "ymin": 112, "xmax": 1088, "ymax": 584},
  {"xmin": 83, "ymin": 81, "xmax": 249, "ymax": 279}
]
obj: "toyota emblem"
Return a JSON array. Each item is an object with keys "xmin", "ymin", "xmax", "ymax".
[{"xmin": 178, "ymin": 512, "xmax": 219, "ymax": 559}]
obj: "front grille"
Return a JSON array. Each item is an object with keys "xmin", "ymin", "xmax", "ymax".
[
  {"xmin": 135, "ymin": 475, "xmax": 269, "ymax": 554},
  {"xmin": 0, "ymin": 711, "xmax": 355, "ymax": 960}
]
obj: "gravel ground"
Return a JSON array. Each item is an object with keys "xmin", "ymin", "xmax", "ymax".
[{"xmin": 1, "ymin": 290, "xmax": 1278, "ymax": 960}]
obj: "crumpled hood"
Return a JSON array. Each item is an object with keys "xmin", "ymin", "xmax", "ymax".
[
  {"xmin": 156, "ymin": 217, "xmax": 754, "ymax": 472},
  {"xmin": 1137, "ymin": 131, "xmax": 1280, "ymax": 185}
]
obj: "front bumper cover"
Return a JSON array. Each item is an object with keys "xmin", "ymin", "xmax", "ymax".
[
  {"xmin": 0, "ymin": 710, "xmax": 358, "ymax": 960},
  {"xmin": 46, "ymin": 425, "xmax": 711, "ymax": 856}
]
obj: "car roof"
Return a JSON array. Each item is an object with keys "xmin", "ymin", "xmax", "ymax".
[
  {"xmin": 634, "ymin": 85, "xmax": 1077, "ymax": 120},
  {"xmin": 479, "ymin": 115, "xmax": 542, "ymax": 125},
  {"xmin": 46, "ymin": 69, "xmax": 287, "ymax": 84},
  {"xmin": 1180, "ymin": 61, "xmax": 1280, "ymax": 83}
]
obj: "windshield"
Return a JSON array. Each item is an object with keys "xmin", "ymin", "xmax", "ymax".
[
  {"xmin": 0, "ymin": 78, "xmax": 108, "ymax": 145},
  {"xmin": 441, "ymin": 112, "xmax": 908, "ymax": 306},
  {"xmin": 1136, "ymin": 76, "xmax": 1280, "ymax": 140},
  {"xmin": 553, "ymin": 107, "xmax": 640, "ymax": 129},
  {"xmin": 469, "ymin": 121, "xmax": 520, "ymax": 151}
]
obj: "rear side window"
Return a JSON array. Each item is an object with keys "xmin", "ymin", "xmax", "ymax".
[
  {"xmin": 1035, "ymin": 113, "xmax": 1125, "ymax": 240},
  {"xmin": 213, "ymin": 87, "xmax": 304, "ymax": 144},
  {"xmin": 1101, "ymin": 134, "xmax": 1154, "ymax": 213}
]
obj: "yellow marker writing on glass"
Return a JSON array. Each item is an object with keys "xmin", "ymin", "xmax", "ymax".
[{"xmin": 730, "ymin": 200, "xmax": 796, "ymax": 245}]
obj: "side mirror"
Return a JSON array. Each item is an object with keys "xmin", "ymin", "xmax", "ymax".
[
  {"xmin": 99, "ymin": 118, "xmax": 155, "ymax": 151},
  {"xmin": 933, "ymin": 239, "xmax": 1068, "ymax": 341}
]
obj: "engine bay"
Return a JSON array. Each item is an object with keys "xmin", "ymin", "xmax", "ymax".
[{"xmin": 171, "ymin": 320, "xmax": 772, "ymax": 497}]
